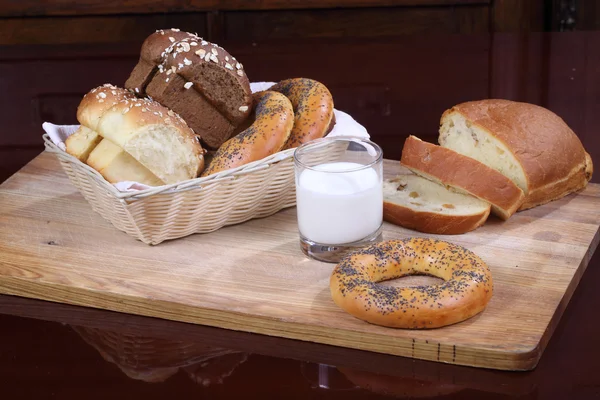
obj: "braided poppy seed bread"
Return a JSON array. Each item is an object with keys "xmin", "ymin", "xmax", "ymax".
[
  {"xmin": 330, "ymin": 238, "xmax": 493, "ymax": 329},
  {"xmin": 201, "ymin": 91, "xmax": 294, "ymax": 176},
  {"xmin": 125, "ymin": 29, "xmax": 252, "ymax": 149},
  {"xmin": 269, "ymin": 78, "xmax": 335, "ymax": 149}
]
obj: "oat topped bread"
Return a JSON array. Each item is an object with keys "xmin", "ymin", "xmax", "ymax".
[{"xmin": 125, "ymin": 29, "xmax": 253, "ymax": 149}]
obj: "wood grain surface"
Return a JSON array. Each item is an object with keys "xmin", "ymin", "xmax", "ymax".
[{"xmin": 0, "ymin": 153, "xmax": 599, "ymax": 371}]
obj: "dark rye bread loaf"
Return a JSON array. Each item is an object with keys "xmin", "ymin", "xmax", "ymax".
[{"xmin": 125, "ymin": 29, "xmax": 252, "ymax": 149}]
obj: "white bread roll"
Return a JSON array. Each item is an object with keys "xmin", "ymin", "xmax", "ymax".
[
  {"xmin": 95, "ymin": 97, "xmax": 205, "ymax": 184},
  {"xmin": 65, "ymin": 126, "xmax": 103, "ymax": 162},
  {"xmin": 66, "ymin": 84, "xmax": 137, "ymax": 162},
  {"xmin": 77, "ymin": 84, "xmax": 137, "ymax": 131},
  {"xmin": 87, "ymin": 139, "xmax": 164, "ymax": 186},
  {"xmin": 383, "ymin": 174, "xmax": 491, "ymax": 235},
  {"xmin": 439, "ymin": 100, "xmax": 593, "ymax": 210}
]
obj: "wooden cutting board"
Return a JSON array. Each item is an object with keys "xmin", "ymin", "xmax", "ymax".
[{"xmin": 1, "ymin": 153, "xmax": 599, "ymax": 371}]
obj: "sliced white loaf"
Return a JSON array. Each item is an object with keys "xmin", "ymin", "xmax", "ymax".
[
  {"xmin": 401, "ymin": 135, "xmax": 525, "ymax": 220},
  {"xmin": 439, "ymin": 100, "xmax": 593, "ymax": 210},
  {"xmin": 383, "ymin": 174, "xmax": 491, "ymax": 235}
]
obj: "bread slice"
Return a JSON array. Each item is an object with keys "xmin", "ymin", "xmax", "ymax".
[
  {"xmin": 95, "ymin": 97, "xmax": 205, "ymax": 184},
  {"xmin": 439, "ymin": 100, "xmax": 593, "ymax": 210},
  {"xmin": 87, "ymin": 139, "xmax": 164, "ymax": 187},
  {"xmin": 383, "ymin": 175, "xmax": 491, "ymax": 235},
  {"xmin": 400, "ymin": 135, "xmax": 525, "ymax": 220},
  {"xmin": 65, "ymin": 126, "xmax": 102, "ymax": 162}
]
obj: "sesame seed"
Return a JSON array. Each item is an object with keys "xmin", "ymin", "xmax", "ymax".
[
  {"xmin": 236, "ymin": 63, "xmax": 242, "ymax": 69},
  {"xmin": 122, "ymin": 107, "xmax": 130, "ymax": 114},
  {"xmin": 184, "ymin": 82, "xmax": 193, "ymax": 89},
  {"xmin": 181, "ymin": 42, "xmax": 190, "ymax": 52},
  {"xmin": 210, "ymin": 54, "xmax": 218, "ymax": 63},
  {"xmin": 177, "ymin": 63, "xmax": 184, "ymax": 69},
  {"xmin": 239, "ymin": 105, "xmax": 248, "ymax": 112},
  {"xmin": 195, "ymin": 49, "xmax": 206, "ymax": 57},
  {"xmin": 166, "ymin": 69, "xmax": 172, "ymax": 75},
  {"xmin": 183, "ymin": 57, "xmax": 192, "ymax": 65},
  {"xmin": 201, "ymin": 40, "xmax": 208, "ymax": 45},
  {"xmin": 237, "ymin": 69, "xmax": 243, "ymax": 76},
  {"xmin": 160, "ymin": 31, "xmax": 165, "ymax": 35},
  {"xmin": 171, "ymin": 66, "xmax": 176, "ymax": 73},
  {"xmin": 191, "ymin": 42, "xmax": 198, "ymax": 46},
  {"xmin": 169, "ymin": 37, "xmax": 175, "ymax": 42},
  {"xmin": 171, "ymin": 28, "xmax": 180, "ymax": 32},
  {"xmin": 167, "ymin": 110, "xmax": 175, "ymax": 116},
  {"xmin": 98, "ymin": 92, "xmax": 107, "ymax": 98},
  {"xmin": 211, "ymin": 48, "xmax": 218, "ymax": 55},
  {"xmin": 166, "ymin": 78, "xmax": 170, "ymax": 82},
  {"xmin": 225, "ymin": 56, "xmax": 229, "ymax": 61},
  {"xmin": 225, "ymin": 63, "xmax": 233, "ymax": 70},
  {"xmin": 135, "ymin": 103, "xmax": 141, "ymax": 107},
  {"xmin": 204, "ymin": 53, "xmax": 211, "ymax": 62}
]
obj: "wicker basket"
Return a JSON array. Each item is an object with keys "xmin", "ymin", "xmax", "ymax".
[{"xmin": 44, "ymin": 133, "xmax": 346, "ymax": 245}]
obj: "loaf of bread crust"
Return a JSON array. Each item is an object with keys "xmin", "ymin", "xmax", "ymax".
[
  {"xmin": 383, "ymin": 174, "xmax": 491, "ymax": 235},
  {"xmin": 439, "ymin": 100, "xmax": 593, "ymax": 210},
  {"xmin": 401, "ymin": 135, "xmax": 525, "ymax": 220},
  {"xmin": 125, "ymin": 29, "xmax": 252, "ymax": 149}
]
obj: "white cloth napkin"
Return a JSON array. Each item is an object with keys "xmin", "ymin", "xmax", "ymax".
[{"xmin": 42, "ymin": 82, "xmax": 370, "ymax": 192}]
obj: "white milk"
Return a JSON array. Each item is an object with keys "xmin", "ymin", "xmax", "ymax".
[{"xmin": 296, "ymin": 162, "xmax": 383, "ymax": 245}]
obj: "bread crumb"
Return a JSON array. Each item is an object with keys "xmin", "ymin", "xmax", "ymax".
[{"xmin": 184, "ymin": 82, "xmax": 193, "ymax": 89}]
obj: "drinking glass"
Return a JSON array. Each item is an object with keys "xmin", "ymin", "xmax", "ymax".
[{"xmin": 293, "ymin": 137, "xmax": 384, "ymax": 263}]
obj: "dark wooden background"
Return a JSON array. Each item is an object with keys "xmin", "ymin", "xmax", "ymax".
[{"xmin": 1, "ymin": 0, "xmax": 598, "ymax": 182}]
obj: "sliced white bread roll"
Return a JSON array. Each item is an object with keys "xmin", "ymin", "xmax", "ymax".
[
  {"xmin": 77, "ymin": 84, "xmax": 137, "ymax": 131},
  {"xmin": 87, "ymin": 139, "xmax": 164, "ymax": 186},
  {"xmin": 66, "ymin": 84, "xmax": 136, "ymax": 162},
  {"xmin": 96, "ymin": 97, "xmax": 205, "ymax": 184},
  {"xmin": 439, "ymin": 100, "xmax": 593, "ymax": 210},
  {"xmin": 400, "ymin": 135, "xmax": 525, "ymax": 220},
  {"xmin": 65, "ymin": 126, "xmax": 103, "ymax": 162},
  {"xmin": 383, "ymin": 174, "xmax": 491, "ymax": 235}
]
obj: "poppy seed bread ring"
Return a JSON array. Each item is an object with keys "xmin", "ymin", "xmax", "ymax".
[
  {"xmin": 268, "ymin": 78, "xmax": 335, "ymax": 150},
  {"xmin": 330, "ymin": 238, "xmax": 493, "ymax": 329},
  {"xmin": 201, "ymin": 91, "xmax": 294, "ymax": 176}
]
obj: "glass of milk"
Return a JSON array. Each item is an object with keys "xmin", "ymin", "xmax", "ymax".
[{"xmin": 293, "ymin": 137, "xmax": 383, "ymax": 263}]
